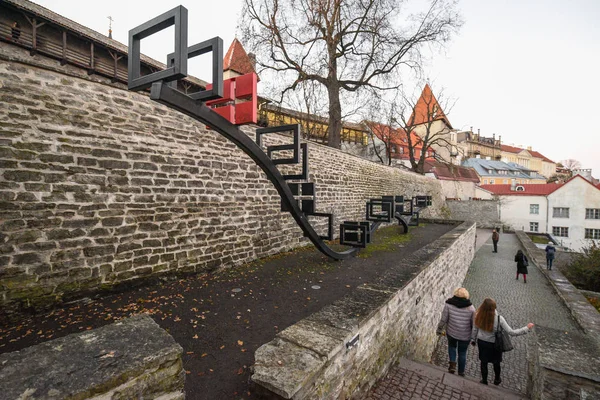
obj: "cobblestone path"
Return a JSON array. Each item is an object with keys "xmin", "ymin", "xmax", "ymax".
[{"xmin": 431, "ymin": 231, "xmax": 579, "ymax": 394}]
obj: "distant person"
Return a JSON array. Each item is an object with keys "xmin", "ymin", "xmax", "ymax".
[
  {"xmin": 436, "ymin": 288, "xmax": 476, "ymax": 376},
  {"xmin": 545, "ymin": 242, "xmax": 556, "ymax": 270},
  {"xmin": 471, "ymin": 298, "xmax": 534, "ymax": 385},
  {"xmin": 11, "ymin": 22, "xmax": 21, "ymax": 42},
  {"xmin": 492, "ymin": 229, "xmax": 499, "ymax": 253},
  {"xmin": 514, "ymin": 249, "xmax": 528, "ymax": 283}
]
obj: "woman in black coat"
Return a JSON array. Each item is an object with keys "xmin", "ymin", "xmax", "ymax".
[{"xmin": 514, "ymin": 250, "xmax": 528, "ymax": 283}]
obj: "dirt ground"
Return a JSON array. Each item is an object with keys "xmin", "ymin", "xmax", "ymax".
[{"xmin": 0, "ymin": 222, "xmax": 455, "ymax": 400}]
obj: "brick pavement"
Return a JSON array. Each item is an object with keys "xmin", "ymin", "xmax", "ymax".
[
  {"xmin": 431, "ymin": 231, "xmax": 580, "ymax": 394},
  {"xmin": 364, "ymin": 358, "xmax": 525, "ymax": 400}
]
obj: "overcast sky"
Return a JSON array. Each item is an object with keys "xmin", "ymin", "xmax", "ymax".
[{"xmin": 32, "ymin": 0, "xmax": 600, "ymax": 177}]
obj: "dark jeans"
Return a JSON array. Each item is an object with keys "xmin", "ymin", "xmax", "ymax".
[
  {"xmin": 447, "ymin": 334, "xmax": 470, "ymax": 374},
  {"xmin": 481, "ymin": 360, "xmax": 501, "ymax": 383},
  {"xmin": 547, "ymin": 257, "xmax": 554, "ymax": 269},
  {"xmin": 492, "ymin": 240, "xmax": 498, "ymax": 252}
]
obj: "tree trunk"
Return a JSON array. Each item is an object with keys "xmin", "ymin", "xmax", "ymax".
[{"xmin": 327, "ymin": 83, "xmax": 342, "ymax": 149}]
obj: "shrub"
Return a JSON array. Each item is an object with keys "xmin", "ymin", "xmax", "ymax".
[{"xmin": 563, "ymin": 242, "xmax": 600, "ymax": 292}]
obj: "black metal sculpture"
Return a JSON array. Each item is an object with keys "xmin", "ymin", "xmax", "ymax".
[{"xmin": 127, "ymin": 6, "xmax": 430, "ymax": 260}]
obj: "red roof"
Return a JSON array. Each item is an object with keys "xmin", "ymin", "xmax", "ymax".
[
  {"xmin": 500, "ymin": 144, "xmax": 554, "ymax": 163},
  {"xmin": 479, "ymin": 183, "xmax": 563, "ymax": 195},
  {"xmin": 423, "ymin": 161, "xmax": 479, "ymax": 182},
  {"xmin": 365, "ymin": 121, "xmax": 424, "ymax": 150},
  {"xmin": 223, "ymin": 39, "xmax": 258, "ymax": 78},
  {"xmin": 408, "ymin": 84, "xmax": 452, "ymax": 128}
]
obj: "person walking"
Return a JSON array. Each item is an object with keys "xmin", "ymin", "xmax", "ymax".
[
  {"xmin": 471, "ymin": 298, "xmax": 534, "ymax": 385},
  {"xmin": 491, "ymin": 229, "xmax": 499, "ymax": 253},
  {"xmin": 545, "ymin": 242, "xmax": 556, "ymax": 270},
  {"xmin": 436, "ymin": 288, "xmax": 476, "ymax": 376},
  {"xmin": 514, "ymin": 249, "xmax": 528, "ymax": 283}
]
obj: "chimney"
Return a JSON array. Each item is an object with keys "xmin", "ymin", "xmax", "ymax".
[
  {"xmin": 510, "ymin": 179, "xmax": 516, "ymax": 191},
  {"xmin": 527, "ymin": 146, "xmax": 532, "ymax": 151},
  {"xmin": 470, "ymin": 126, "xmax": 473, "ymax": 132},
  {"xmin": 477, "ymin": 128, "xmax": 480, "ymax": 134}
]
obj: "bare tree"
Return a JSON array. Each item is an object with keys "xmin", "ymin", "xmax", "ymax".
[
  {"xmin": 395, "ymin": 84, "xmax": 456, "ymax": 173},
  {"xmin": 241, "ymin": 0, "xmax": 462, "ymax": 149},
  {"xmin": 560, "ymin": 159, "xmax": 582, "ymax": 171}
]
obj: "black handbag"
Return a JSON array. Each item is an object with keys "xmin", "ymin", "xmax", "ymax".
[
  {"xmin": 494, "ymin": 315, "xmax": 514, "ymax": 352},
  {"xmin": 523, "ymin": 255, "xmax": 529, "ymax": 267}
]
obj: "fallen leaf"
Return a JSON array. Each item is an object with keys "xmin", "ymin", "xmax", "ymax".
[
  {"xmin": 220, "ymin": 345, "xmax": 225, "ymax": 350},
  {"xmin": 237, "ymin": 368, "xmax": 244, "ymax": 375},
  {"xmin": 277, "ymin": 360, "xmax": 283, "ymax": 365},
  {"xmin": 201, "ymin": 353, "xmax": 208, "ymax": 358},
  {"xmin": 193, "ymin": 334, "xmax": 198, "ymax": 339},
  {"xmin": 237, "ymin": 340, "xmax": 244, "ymax": 346}
]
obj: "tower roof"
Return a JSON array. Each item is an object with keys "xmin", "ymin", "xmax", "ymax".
[
  {"xmin": 409, "ymin": 84, "xmax": 452, "ymax": 128},
  {"xmin": 223, "ymin": 38, "xmax": 258, "ymax": 78}
]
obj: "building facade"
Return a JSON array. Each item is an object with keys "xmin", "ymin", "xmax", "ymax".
[
  {"xmin": 462, "ymin": 158, "xmax": 547, "ymax": 185},
  {"xmin": 481, "ymin": 176, "xmax": 600, "ymax": 251}
]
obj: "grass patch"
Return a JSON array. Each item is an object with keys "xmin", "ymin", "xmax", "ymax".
[
  {"xmin": 528, "ymin": 234, "xmax": 550, "ymax": 244},
  {"xmin": 358, "ymin": 225, "xmax": 412, "ymax": 258}
]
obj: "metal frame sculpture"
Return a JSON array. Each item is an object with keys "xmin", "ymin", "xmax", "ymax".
[{"xmin": 127, "ymin": 6, "xmax": 430, "ymax": 260}]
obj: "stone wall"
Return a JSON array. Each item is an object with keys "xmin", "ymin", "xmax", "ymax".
[
  {"xmin": 0, "ymin": 42, "xmax": 445, "ymax": 313},
  {"xmin": 516, "ymin": 231, "xmax": 600, "ymax": 399},
  {"xmin": 0, "ymin": 315, "xmax": 184, "ymax": 399},
  {"xmin": 251, "ymin": 221, "xmax": 476, "ymax": 399},
  {"xmin": 446, "ymin": 199, "xmax": 499, "ymax": 228}
]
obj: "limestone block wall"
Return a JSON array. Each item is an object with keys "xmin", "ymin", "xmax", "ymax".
[
  {"xmin": 251, "ymin": 222, "xmax": 476, "ymax": 399},
  {"xmin": 446, "ymin": 199, "xmax": 500, "ymax": 228},
  {"xmin": 0, "ymin": 315, "xmax": 184, "ymax": 399},
  {"xmin": 0, "ymin": 43, "xmax": 445, "ymax": 313},
  {"xmin": 516, "ymin": 232, "xmax": 600, "ymax": 399}
]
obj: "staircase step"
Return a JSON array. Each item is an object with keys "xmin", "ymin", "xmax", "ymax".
[
  {"xmin": 396, "ymin": 358, "xmax": 527, "ymax": 400},
  {"xmin": 283, "ymin": 143, "xmax": 308, "ymax": 180},
  {"xmin": 305, "ymin": 212, "xmax": 334, "ymax": 241},
  {"xmin": 340, "ymin": 221, "xmax": 370, "ymax": 247}
]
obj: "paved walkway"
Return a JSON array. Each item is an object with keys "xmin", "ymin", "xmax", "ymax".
[
  {"xmin": 365, "ymin": 229, "xmax": 580, "ymax": 398},
  {"xmin": 431, "ymin": 231, "xmax": 579, "ymax": 394}
]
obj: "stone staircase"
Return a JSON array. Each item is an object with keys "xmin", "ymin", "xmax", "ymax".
[{"xmin": 366, "ymin": 358, "xmax": 528, "ymax": 400}]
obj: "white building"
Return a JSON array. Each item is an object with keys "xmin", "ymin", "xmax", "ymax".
[{"xmin": 480, "ymin": 176, "xmax": 600, "ymax": 252}]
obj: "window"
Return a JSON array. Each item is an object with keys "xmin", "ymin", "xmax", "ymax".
[
  {"xmin": 516, "ymin": 186, "xmax": 525, "ymax": 191},
  {"xmin": 552, "ymin": 226, "xmax": 569, "ymax": 237},
  {"xmin": 553, "ymin": 207, "xmax": 570, "ymax": 218},
  {"xmin": 585, "ymin": 229, "xmax": 600, "ymax": 239},
  {"xmin": 586, "ymin": 209, "xmax": 600, "ymax": 219},
  {"xmin": 426, "ymin": 196, "xmax": 433, "ymax": 206},
  {"xmin": 530, "ymin": 222, "xmax": 539, "ymax": 232},
  {"xmin": 490, "ymin": 179, "xmax": 495, "ymax": 184},
  {"xmin": 530, "ymin": 204, "xmax": 539, "ymax": 214},
  {"xmin": 503, "ymin": 179, "xmax": 508, "ymax": 184},
  {"xmin": 483, "ymin": 179, "xmax": 488, "ymax": 184}
]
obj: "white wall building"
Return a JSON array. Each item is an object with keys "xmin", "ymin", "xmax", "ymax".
[{"xmin": 481, "ymin": 176, "xmax": 600, "ymax": 252}]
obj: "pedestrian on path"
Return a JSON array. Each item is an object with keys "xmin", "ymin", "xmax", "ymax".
[
  {"xmin": 471, "ymin": 298, "xmax": 534, "ymax": 386},
  {"xmin": 514, "ymin": 249, "xmax": 529, "ymax": 283},
  {"xmin": 492, "ymin": 229, "xmax": 499, "ymax": 253},
  {"xmin": 545, "ymin": 242, "xmax": 556, "ymax": 270},
  {"xmin": 436, "ymin": 287, "xmax": 476, "ymax": 376}
]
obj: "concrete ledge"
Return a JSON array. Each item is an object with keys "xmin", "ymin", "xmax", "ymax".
[
  {"xmin": 0, "ymin": 315, "xmax": 184, "ymax": 399},
  {"xmin": 251, "ymin": 222, "xmax": 476, "ymax": 399}
]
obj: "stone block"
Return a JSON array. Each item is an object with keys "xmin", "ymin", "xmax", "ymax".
[
  {"xmin": 253, "ymin": 338, "xmax": 325, "ymax": 399},
  {"xmin": 0, "ymin": 315, "xmax": 184, "ymax": 399}
]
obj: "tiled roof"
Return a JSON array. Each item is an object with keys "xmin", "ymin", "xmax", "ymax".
[
  {"xmin": 365, "ymin": 121, "xmax": 424, "ymax": 149},
  {"xmin": 479, "ymin": 184, "xmax": 562, "ymax": 195},
  {"xmin": 462, "ymin": 158, "xmax": 547, "ymax": 180},
  {"xmin": 500, "ymin": 144, "xmax": 554, "ymax": 163},
  {"xmin": 224, "ymin": 39, "xmax": 257, "ymax": 77},
  {"xmin": 408, "ymin": 84, "xmax": 452, "ymax": 128},
  {"xmin": 4, "ymin": 0, "xmax": 209, "ymax": 87},
  {"xmin": 423, "ymin": 161, "xmax": 479, "ymax": 182}
]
